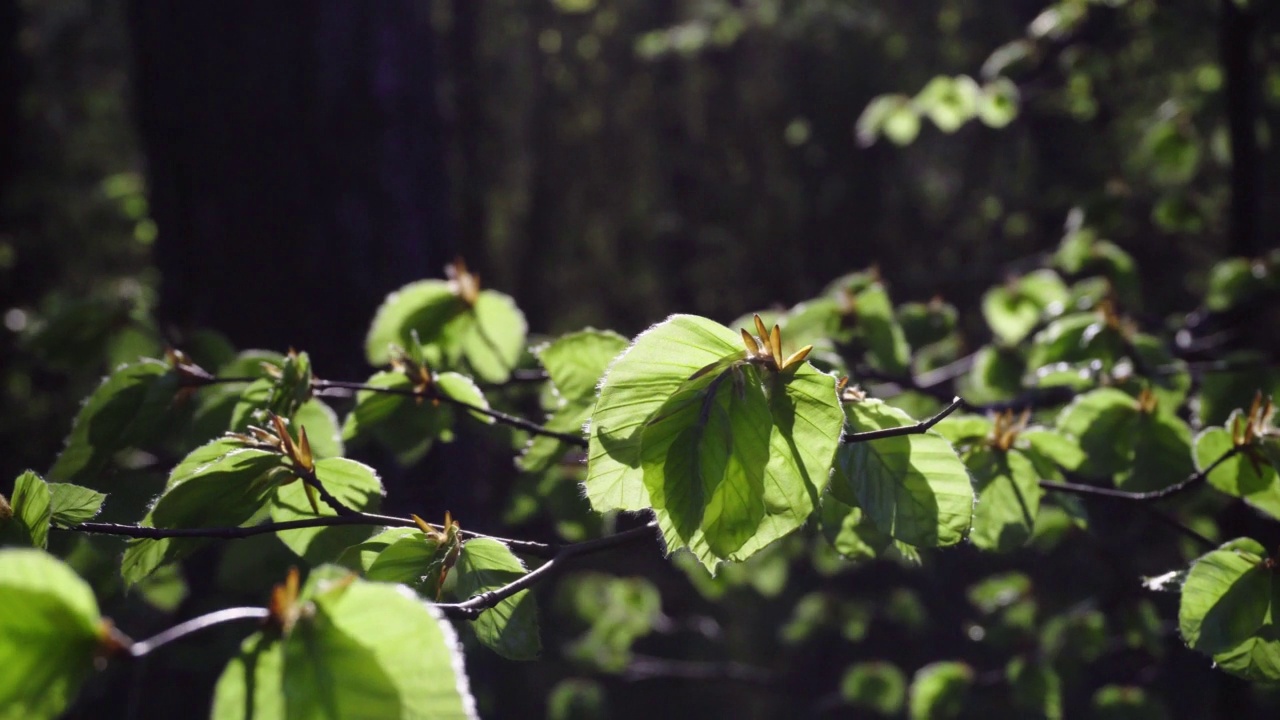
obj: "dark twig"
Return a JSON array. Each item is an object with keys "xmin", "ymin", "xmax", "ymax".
[
  {"xmin": 1037, "ymin": 447, "xmax": 1239, "ymax": 502},
  {"xmin": 128, "ymin": 607, "xmax": 269, "ymax": 657},
  {"xmin": 436, "ymin": 521, "xmax": 659, "ymax": 620},
  {"xmin": 622, "ymin": 654, "xmax": 775, "ymax": 685},
  {"xmin": 297, "ymin": 467, "xmax": 358, "ymax": 517},
  {"xmin": 843, "ymin": 397, "xmax": 964, "ymax": 443},
  {"xmin": 310, "ymin": 378, "xmax": 587, "ymax": 447},
  {"xmin": 63, "ymin": 515, "xmax": 558, "ymax": 558}
]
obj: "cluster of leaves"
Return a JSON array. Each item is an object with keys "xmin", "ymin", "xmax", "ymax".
[{"xmin": 3, "ymin": 240, "xmax": 1280, "ymax": 717}]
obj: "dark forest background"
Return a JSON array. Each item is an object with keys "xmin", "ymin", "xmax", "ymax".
[{"xmin": 2, "ymin": 0, "xmax": 1278, "ymax": 718}]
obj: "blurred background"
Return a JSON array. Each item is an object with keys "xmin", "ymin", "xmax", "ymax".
[{"xmin": 1, "ymin": 0, "xmax": 1278, "ymax": 718}]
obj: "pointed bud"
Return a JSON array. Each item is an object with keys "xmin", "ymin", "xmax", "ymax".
[{"xmin": 781, "ymin": 344, "xmax": 814, "ymax": 370}]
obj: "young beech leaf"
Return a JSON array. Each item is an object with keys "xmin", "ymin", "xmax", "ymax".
[
  {"xmin": 1196, "ymin": 419, "xmax": 1280, "ymax": 521},
  {"xmin": 587, "ymin": 315, "xmax": 746, "ymax": 512},
  {"xmin": 121, "ymin": 444, "xmax": 286, "ymax": 585},
  {"xmin": 834, "ymin": 399, "xmax": 973, "ymax": 548},
  {"xmin": 46, "ymin": 483, "xmax": 107, "ymax": 525},
  {"xmin": 2, "ymin": 471, "xmax": 52, "ymax": 549},
  {"xmin": 49, "ymin": 359, "xmax": 177, "ymax": 485},
  {"xmin": 453, "ymin": 538, "xmax": 541, "ymax": 661},
  {"xmin": 269, "ymin": 457, "xmax": 384, "ymax": 564},
  {"xmin": 1178, "ymin": 538, "xmax": 1280, "ymax": 682},
  {"xmin": 0, "ymin": 549, "xmax": 104, "ymax": 720},
  {"xmin": 212, "ymin": 571, "xmax": 479, "ymax": 720},
  {"xmin": 966, "ymin": 447, "xmax": 1044, "ymax": 552},
  {"xmin": 641, "ymin": 366, "xmax": 771, "ymax": 559}
]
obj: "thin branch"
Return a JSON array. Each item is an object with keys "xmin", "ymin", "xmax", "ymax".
[
  {"xmin": 297, "ymin": 466, "xmax": 358, "ymax": 517},
  {"xmin": 62, "ymin": 514, "xmax": 558, "ymax": 558},
  {"xmin": 1145, "ymin": 506, "xmax": 1217, "ymax": 549},
  {"xmin": 128, "ymin": 607, "xmax": 269, "ymax": 657},
  {"xmin": 842, "ymin": 397, "xmax": 964, "ymax": 443},
  {"xmin": 436, "ymin": 521, "xmax": 658, "ymax": 620},
  {"xmin": 1038, "ymin": 446, "xmax": 1239, "ymax": 502},
  {"xmin": 310, "ymin": 378, "xmax": 587, "ymax": 447}
]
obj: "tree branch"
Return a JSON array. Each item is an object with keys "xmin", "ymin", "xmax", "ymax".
[
  {"xmin": 127, "ymin": 607, "xmax": 269, "ymax": 657},
  {"xmin": 842, "ymin": 396, "xmax": 963, "ymax": 443},
  {"xmin": 62, "ymin": 514, "xmax": 559, "ymax": 558},
  {"xmin": 310, "ymin": 378, "xmax": 588, "ymax": 447},
  {"xmin": 436, "ymin": 521, "xmax": 659, "ymax": 620},
  {"xmin": 1037, "ymin": 446, "xmax": 1239, "ymax": 502}
]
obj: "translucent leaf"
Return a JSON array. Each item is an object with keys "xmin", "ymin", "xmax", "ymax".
[
  {"xmin": 340, "ymin": 371, "xmax": 453, "ymax": 466},
  {"xmin": 535, "ymin": 329, "xmax": 628, "ymax": 402},
  {"xmin": 454, "ymin": 538, "xmax": 541, "ymax": 661},
  {"xmin": 2, "ymin": 471, "xmax": 51, "ymax": 548},
  {"xmin": 1027, "ymin": 313, "xmax": 1123, "ymax": 371},
  {"xmin": 1178, "ymin": 538, "xmax": 1280, "ymax": 681},
  {"xmin": 462, "ymin": 290, "xmax": 528, "ymax": 383},
  {"xmin": 121, "ymin": 445, "xmax": 285, "ymax": 585},
  {"xmin": 967, "ymin": 447, "xmax": 1043, "ymax": 552},
  {"xmin": 49, "ymin": 360, "xmax": 177, "ymax": 484},
  {"xmin": 229, "ymin": 352, "xmax": 313, "ymax": 431},
  {"xmin": 914, "ymin": 75, "xmax": 979, "ymax": 133},
  {"xmin": 212, "ymin": 574, "xmax": 478, "ymax": 720},
  {"xmin": 853, "ymin": 283, "xmax": 910, "ymax": 376},
  {"xmin": 819, "ymin": 494, "xmax": 891, "ymax": 562},
  {"xmin": 365, "ymin": 280, "xmax": 469, "ymax": 367},
  {"xmin": 47, "ymin": 483, "xmax": 106, "ymax": 526},
  {"xmin": 841, "ymin": 661, "xmax": 906, "ymax": 715},
  {"xmin": 0, "ymin": 549, "xmax": 102, "ymax": 720},
  {"xmin": 587, "ymin": 315, "xmax": 745, "ymax": 511},
  {"xmin": 270, "ymin": 457, "xmax": 384, "ymax": 563},
  {"xmin": 1091, "ymin": 685, "xmax": 1168, "ymax": 720},
  {"xmin": 436, "ymin": 371, "xmax": 494, "ymax": 424},
  {"xmin": 293, "ymin": 399, "xmax": 344, "ymax": 460},
  {"xmin": 1197, "ymin": 423, "xmax": 1280, "ymax": 520},
  {"xmin": 834, "ymin": 400, "xmax": 973, "ymax": 547},
  {"xmin": 1057, "ymin": 389, "xmax": 1192, "ymax": 491},
  {"xmin": 856, "ymin": 94, "xmax": 913, "ymax": 147},
  {"xmin": 336, "ymin": 527, "xmax": 422, "ymax": 573},
  {"xmin": 559, "ymin": 573, "xmax": 660, "ymax": 671},
  {"xmin": 977, "ymin": 77, "xmax": 1020, "ymax": 128},
  {"xmin": 908, "ymin": 661, "xmax": 973, "ymax": 720},
  {"xmin": 642, "ymin": 366, "xmax": 771, "ymax": 558},
  {"xmin": 982, "ymin": 270, "xmax": 1067, "ymax": 345}
]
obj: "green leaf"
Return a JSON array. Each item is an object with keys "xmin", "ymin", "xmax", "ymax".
[
  {"xmin": 212, "ymin": 573, "xmax": 479, "ymax": 720},
  {"xmin": 229, "ymin": 352, "xmax": 313, "ymax": 431},
  {"xmin": 1091, "ymin": 685, "xmax": 1168, "ymax": 720},
  {"xmin": 840, "ymin": 661, "xmax": 906, "ymax": 715},
  {"xmin": 3, "ymin": 471, "xmax": 51, "ymax": 548},
  {"xmin": 121, "ymin": 444, "xmax": 286, "ymax": 585},
  {"xmin": 908, "ymin": 661, "xmax": 973, "ymax": 720},
  {"xmin": 1056, "ymin": 388, "xmax": 1192, "ymax": 491},
  {"xmin": 1026, "ymin": 312, "xmax": 1123, "ymax": 371},
  {"xmin": 364, "ymin": 532, "xmax": 446, "ymax": 595},
  {"xmin": 462, "ymin": 290, "xmax": 527, "ymax": 383},
  {"xmin": 914, "ymin": 75, "xmax": 979, "ymax": 133},
  {"xmin": 336, "ymin": 527, "xmax": 423, "ymax": 573},
  {"xmin": 856, "ymin": 94, "xmax": 915, "ymax": 146},
  {"xmin": 834, "ymin": 400, "xmax": 973, "ymax": 547},
  {"xmin": 519, "ymin": 330, "xmax": 628, "ymax": 472},
  {"xmin": 270, "ymin": 457, "xmax": 383, "ymax": 564},
  {"xmin": 982, "ymin": 270, "xmax": 1068, "ymax": 344},
  {"xmin": 0, "ymin": 549, "xmax": 103, "ymax": 720},
  {"xmin": 436, "ymin": 371, "xmax": 494, "ymax": 424},
  {"xmin": 340, "ymin": 371, "xmax": 452, "ymax": 465},
  {"xmin": 454, "ymin": 538, "xmax": 541, "ymax": 661},
  {"xmin": 1199, "ymin": 424, "xmax": 1280, "ymax": 519},
  {"xmin": 819, "ymin": 494, "xmax": 891, "ymax": 562},
  {"xmin": 47, "ymin": 483, "xmax": 106, "ymax": 525},
  {"xmin": 559, "ymin": 573, "xmax": 660, "ymax": 672},
  {"xmin": 365, "ymin": 280, "xmax": 469, "ymax": 367},
  {"xmin": 853, "ymin": 283, "xmax": 911, "ymax": 376},
  {"xmin": 977, "ymin": 77, "xmax": 1020, "ymax": 128},
  {"xmin": 293, "ymin": 399, "xmax": 344, "ymax": 460},
  {"xmin": 587, "ymin": 315, "xmax": 746, "ymax": 511},
  {"xmin": 1178, "ymin": 538, "xmax": 1280, "ymax": 681},
  {"xmin": 1020, "ymin": 429, "xmax": 1084, "ymax": 472},
  {"xmin": 967, "ymin": 447, "xmax": 1043, "ymax": 552},
  {"xmin": 1008, "ymin": 657, "xmax": 1062, "ymax": 719},
  {"xmin": 49, "ymin": 359, "xmax": 177, "ymax": 484},
  {"xmin": 1206, "ymin": 257, "xmax": 1275, "ymax": 312},
  {"xmin": 642, "ymin": 366, "xmax": 771, "ymax": 558}
]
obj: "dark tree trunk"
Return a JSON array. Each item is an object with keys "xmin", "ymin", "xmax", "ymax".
[
  {"xmin": 1219, "ymin": 0, "xmax": 1262, "ymax": 258},
  {"xmin": 127, "ymin": 0, "xmax": 453, "ymax": 379}
]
